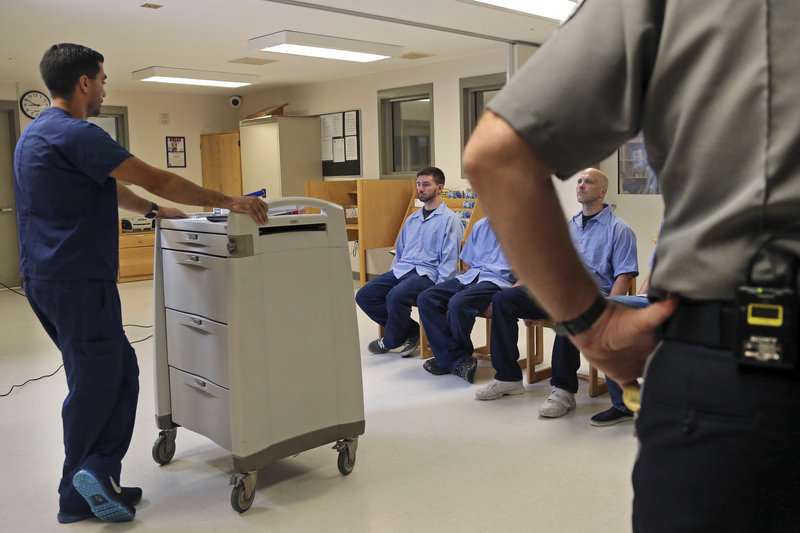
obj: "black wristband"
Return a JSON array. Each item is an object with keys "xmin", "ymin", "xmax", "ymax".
[
  {"xmin": 552, "ymin": 294, "xmax": 608, "ymax": 336},
  {"xmin": 144, "ymin": 201, "xmax": 159, "ymax": 219}
]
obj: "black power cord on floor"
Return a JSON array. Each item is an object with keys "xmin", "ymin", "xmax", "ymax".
[
  {"xmin": 0, "ymin": 331, "xmax": 153, "ymax": 398},
  {"xmin": 0, "ymin": 280, "xmax": 26, "ymax": 297}
]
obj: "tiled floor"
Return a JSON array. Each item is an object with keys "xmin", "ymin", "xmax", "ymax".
[{"xmin": 0, "ymin": 280, "xmax": 637, "ymax": 532}]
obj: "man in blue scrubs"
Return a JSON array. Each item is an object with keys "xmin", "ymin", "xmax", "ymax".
[
  {"xmin": 475, "ymin": 169, "xmax": 638, "ymax": 415},
  {"xmin": 14, "ymin": 43, "xmax": 268, "ymax": 523},
  {"xmin": 356, "ymin": 167, "xmax": 463, "ymax": 357},
  {"xmin": 417, "ymin": 215, "xmax": 515, "ymax": 382}
]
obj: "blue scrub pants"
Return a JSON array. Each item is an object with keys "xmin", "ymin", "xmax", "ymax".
[
  {"xmin": 355, "ymin": 270, "xmax": 433, "ymax": 348},
  {"xmin": 25, "ymin": 279, "xmax": 139, "ymax": 516},
  {"xmin": 417, "ymin": 279, "xmax": 500, "ymax": 372},
  {"xmin": 489, "ymin": 286, "xmax": 580, "ymax": 389}
]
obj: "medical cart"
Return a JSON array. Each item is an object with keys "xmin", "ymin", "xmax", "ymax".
[{"xmin": 151, "ymin": 197, "xmax": 365, "ymax": 513}]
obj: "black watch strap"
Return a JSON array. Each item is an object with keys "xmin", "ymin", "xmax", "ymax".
[
  {"xmin": 552, "ymin": 294, "xmax": 608, "ymax": 336},
  {"xmin": 144, "ymin": 202, "xmax": 159, "ymax": 219}
]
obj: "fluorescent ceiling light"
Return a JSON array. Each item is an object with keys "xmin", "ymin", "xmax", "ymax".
[
  {"xmin": 131, "ymin": 67, "xmax": 259, "ymax": 88},
  {"xmin": 249, "ymin": 31, "xmax": 402, "ymax": 63},
  {"xmin": 465, "ymin": 0, "xmax": 577, "ymax": 22}
]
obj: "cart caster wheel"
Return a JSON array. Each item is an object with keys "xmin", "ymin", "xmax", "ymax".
[
  {"xmin": 337, "ymin": 449, "xmax": 356, "ymax": 475},
  {"xmin": 231, "ymin": 480, "xmax": 255, "ymax": 513},
  {"xmin": 152, "ymin": 431, "xmax": 176, "ymax": 465}
]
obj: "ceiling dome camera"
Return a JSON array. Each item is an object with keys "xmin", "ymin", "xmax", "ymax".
[{"xmin": 229, "ymin": 95, "xmax": 243, "ymax": 108}]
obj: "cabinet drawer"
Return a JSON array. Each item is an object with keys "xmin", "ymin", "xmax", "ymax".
[
  {"xmin": 118, "ymin": 245, "xmax": 154, "ymax": 281},
  {"xmin": 169, "ymin": 367, "xmax": 231, "ymax": 450},
  {"xmin": 166, "ymin": 309, "xmax": 228, "ymax": 388},
  {"xmin": 160, "ymin": 229, "xmax": 229, "ymax": 257},
  {"xmin": 119, "ymin": 232, "xmax": 155, "ymax": 248},
  {"xmin": 161, "ymin": 249, "xmax": 228, "ymax": 323}
]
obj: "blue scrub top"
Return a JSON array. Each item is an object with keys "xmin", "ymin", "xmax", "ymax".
[
  {"xmin": 568, "ymin": 204, "xmax": 638, "ymax": 295},
  {"xmin": 457, "ymin": 217, "xmax": 515, "ymax": 288},
  {"xmin": 392, "ymin": 202, "xmax": 463, "ymax": 283},
  {"xmin": 14, "ymin": 107, "xmax": 133, "ymax": 281}
]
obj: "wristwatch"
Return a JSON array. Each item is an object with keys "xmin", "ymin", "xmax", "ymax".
[
  {"xmin": 144, "ymin": 201, "xmax": 159, "ymax": 219},
  {"xmin": 552, "ymin": 294, "xmax": 608, "ymax": 336}
]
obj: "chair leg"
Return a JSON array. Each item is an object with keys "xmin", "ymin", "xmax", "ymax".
[
  {"xmin": 526, "ymin": 323, "xmax": 552, "ymax": 384},
  {"xmin": 419, "ymin": 324, "xmax": 432, "ymax": 359},
  {"xmin": 588, "ymin": 365, "xmax": 608, "ymax": 397}
]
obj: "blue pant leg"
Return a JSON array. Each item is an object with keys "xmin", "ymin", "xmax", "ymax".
[
  {"xmin": 25, "ymin": 280, "xmax": 140, "ymax": 515},
  {"xmin": 355, "ymin": 270, "xmax": 401, "ymax": 328},
  {"xmin": 550, "ymin": 335, "xmax": 581, "ymax": 393},
  {"xmin": 445, "ymin": 281, "xmax": 500, "ymax": 371},
  {"xmin": 417, "ymin": 278, "xmax": 465, "ymax": 369},
  {"xmin": 606, "ymin": 376, "xmax": 630, "ymax": 412},
  {"xmin": 490, "ymin": 286, "xmax": 547, "ymax": 382},
  {"xmin": 382, "ymin": 272, "xmax": 434, "ymax": 347}
]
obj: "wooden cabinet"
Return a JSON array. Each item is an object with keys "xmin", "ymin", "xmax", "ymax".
[
  {"xmin": 305, "ymin": 179, "xmax": 414, "ymax": 285},
  {"xmin": 200, "ymin": 131, "xmax": 243, "ymax": 203},
  {"xmin": 240, "ymin": 116, "xmax": 322, "ymax": 198},
  {"xmin": 118, "ymin": 229, "xmax": 155, "ymax": 282}
]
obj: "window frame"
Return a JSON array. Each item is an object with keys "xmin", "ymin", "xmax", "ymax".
[
  {"xmin": 377, "ymin": 83, "xmax": 434, "ymax": 179},
  {"xmin": 459, "ymin": 73, "xmax": 505, "ymax": 169}
]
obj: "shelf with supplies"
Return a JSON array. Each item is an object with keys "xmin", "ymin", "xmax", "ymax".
[
  {"xmin": 305, "ymin": 179, "xmax": 415, "ymax": 285},
  {"xmin": 118, "ymin": 220, "xmax": 155, "ymax": 283}
]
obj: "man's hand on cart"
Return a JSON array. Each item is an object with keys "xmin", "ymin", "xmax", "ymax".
[{"xmin": 229, "ymin": 196, "xmax": 269, "ymax": 225}]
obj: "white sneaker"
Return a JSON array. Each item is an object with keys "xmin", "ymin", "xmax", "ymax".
[
  {"xmin": 538, "ymin": 387, "xmax": 576, "ymax": 418},
  {"xmin": 475, "ymin": 379, "xmax": 524, "ymax": 400}
]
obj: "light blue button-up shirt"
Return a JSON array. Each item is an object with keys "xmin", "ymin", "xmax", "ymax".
[
  {"xmin": 568, "ymin": 204, "xmax": 638, "ymax": 295},
  {"xmin": 392, "ymin": 202, "xmax": 463, "ymax": 283},
  {"xmin": 457, "ymin": 217, "xmax": 515, "ymax": 288}
]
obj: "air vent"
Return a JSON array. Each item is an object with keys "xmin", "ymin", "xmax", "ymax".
[
  {"xmin": 228, "ymin": 57, "xmax": 278, "ymax": 66},
  {"xmin": 400, "ymin": 52, "xmax": 433, "ymax": 60}
]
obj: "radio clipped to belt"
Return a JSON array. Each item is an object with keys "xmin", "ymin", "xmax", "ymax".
[{"xmin": 735, "ymin": 226, "xmax": 800, "ymax": 370}]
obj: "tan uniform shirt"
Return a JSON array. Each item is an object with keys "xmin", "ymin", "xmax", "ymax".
[{"xmin": 489, "ymin": 0, "xmax": 800, "ymax": 301}]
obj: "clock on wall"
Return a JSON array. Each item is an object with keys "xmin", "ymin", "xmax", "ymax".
[{"xmin": 19, "ymin": 90, "xmax": 51, "ymax": 119}]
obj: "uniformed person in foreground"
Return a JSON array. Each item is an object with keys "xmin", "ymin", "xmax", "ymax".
[{"xmin": 463, "ymin": 1, "xmax": 800, "ymax": 531}]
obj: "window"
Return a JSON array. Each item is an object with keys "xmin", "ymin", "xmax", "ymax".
[
  {"xmin": 460, "ymin": 73, "xmax": 505, "ymax": 156},
  {"xmin": 378, "ymin": 84, "xmax": 433, "ymax": 178},
  {"xmin": 88, "ymin": 105, "xmax": 130, "ymax": 149}
]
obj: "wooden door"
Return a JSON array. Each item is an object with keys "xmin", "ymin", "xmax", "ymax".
[{"xmin": 201, "ymin": 131, "xmax": 242, "ymax": 210}]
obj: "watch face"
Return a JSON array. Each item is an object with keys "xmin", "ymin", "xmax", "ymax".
[{"xmin": 20, "ymin": 90, "xmax": 51, "ymax": 119}]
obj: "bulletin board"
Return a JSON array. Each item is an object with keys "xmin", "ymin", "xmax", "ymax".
[{"xmin": 320, "ymin": 110, "xmax": 361, "ymax": 176}]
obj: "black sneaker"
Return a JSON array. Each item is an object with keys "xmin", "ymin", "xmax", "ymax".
[
  {"xmin": 397, "ymin": 335, "xmax": 420, "ymax": 357},
  {"xmin": 453, "ymin": 358, "xmax": 478, "ymax": 383},
  {"xmin": 72, "ymin": 469, "xmax": 136, "ymax": 522},
  {"xmin": 368, "ymin": 338, "xmax": 390, "ymax": 354},
  {"xmin": 590, "ymin": 407, "xmax": 634, "ymax": 427},
  {"xmin": 423, "ymin": 358, "xmax": 449, "ymax": 376},
  {"xmin": 57, "ymin": 487, "xmax": 142, "ymax": 523}
]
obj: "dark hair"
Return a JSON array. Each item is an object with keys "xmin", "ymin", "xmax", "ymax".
[
  {"xmin": 417, "ymin": 167, "xmax": 445, "ymax": 186},
  {"xmin": 39, "ymin": 43, "xmax": 104, "ymax": 99}
]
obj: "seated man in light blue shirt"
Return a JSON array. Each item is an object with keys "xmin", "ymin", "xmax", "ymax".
[
  {"xmin": 417, "ymin": 216, "xmax": 515, "ymax": 382},
  {"xmin": 356, "ymin": 167, "xmax": 463, "ymax": 356},
  {"xmin": 476, "ymin": 169, "xmax": 638, "ymax": 419}
]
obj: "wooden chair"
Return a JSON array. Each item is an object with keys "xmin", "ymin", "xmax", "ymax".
[{"xmin": 526, "ymin": 277, "xmax": 637, "ymax": 396}]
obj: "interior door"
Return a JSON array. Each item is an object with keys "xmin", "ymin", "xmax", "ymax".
[{"xmin": 0, "ymin": 106, "xmax": 21, "ymax": 288}]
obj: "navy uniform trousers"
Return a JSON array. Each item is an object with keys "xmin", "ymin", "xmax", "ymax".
[
  {"xmin": 417, "ymin": 278, "xmax": 501, "ymax": 372},
  {"xmin": 25, "ymin": 279, "xmax": 139, "ymax": 515},
  {"xmin": 355, "ymin": 270, "xmax": 433, "ymax": 348},
  {"xmin": 633, "ymin": 340, "xmax": 800, "ymax": 532},
  {"xmin": 490, "ymin": 286, "xmax": 580, "ymax": 389}
]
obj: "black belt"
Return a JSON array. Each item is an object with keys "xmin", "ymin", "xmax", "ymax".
[{"xmin": 660, "ymin": 299, "xmax": 737, "ymax": 350}]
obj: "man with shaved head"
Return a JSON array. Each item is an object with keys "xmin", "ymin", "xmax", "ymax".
[{"xmin": 475, "ymin": 169, "xmax": 638, "ymax": 420}]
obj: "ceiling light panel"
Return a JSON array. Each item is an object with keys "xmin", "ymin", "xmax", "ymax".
[
  {"xmin": 131, "ymin": 67, "xmax": 260, "ymax": 88},
  {"xmin": 462, "ymin": 0, "xmax": 577, "ymax": 22},
  {"xmin": 249, "ymin": 31, "xmax": 402, "ymax": 63}
]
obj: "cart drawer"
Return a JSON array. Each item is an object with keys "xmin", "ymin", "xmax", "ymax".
[
  {"xmin": 166, "ymin": 309, "xmax": 229, "ymax": 388},
  {"xmin": 169, "ymin": 367, "xmax": 231, "ymax": 451},
  {"xmin": 161, "ymin": 249, "xmax": 228, "ymax": 323},
  {"xmin": 160, "ymin": 228, "xmax": 229, "ymax": 257}
]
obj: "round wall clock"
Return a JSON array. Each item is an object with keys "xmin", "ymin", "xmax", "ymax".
[{"xmin": 20, "ymin": 90, "xmax": 51, "ymax": 119}]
